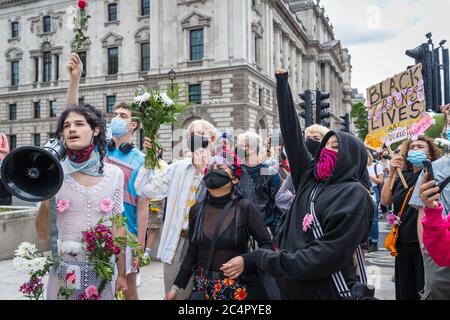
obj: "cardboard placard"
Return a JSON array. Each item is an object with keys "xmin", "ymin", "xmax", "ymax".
[
  {"xmin": 408, "ymin": 113, "xmax": 435, "ymax": 140},
  {"xmin": 383, "ymin": 126, "xmax": 408, "ymax": 146},
  {"xmin": 366, "ymin": 64, "xmax": 426, "ymax": 145}
]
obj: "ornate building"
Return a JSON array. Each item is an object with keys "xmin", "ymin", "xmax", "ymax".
[{"xmin": 0, "ymin": 0, "xmax": 353, "ymax": 160}]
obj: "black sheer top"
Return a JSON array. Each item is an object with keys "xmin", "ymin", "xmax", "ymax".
[{"xmin": 174, "ymin": 191, "xmax": 274, "ymax": 289}]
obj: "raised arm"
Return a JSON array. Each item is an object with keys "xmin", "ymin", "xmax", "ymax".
[
  {"xmin": 65, "ymin": 53, "xmax": 83, "ymax": 108},
  {"xmin": 275, "ymin": 70, "xmax": 312, "ymax": 189}
]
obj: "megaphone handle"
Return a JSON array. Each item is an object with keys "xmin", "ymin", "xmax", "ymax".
[{"xmin": 50, "ymin": 197, "xmax": 59, "ymax": 271}]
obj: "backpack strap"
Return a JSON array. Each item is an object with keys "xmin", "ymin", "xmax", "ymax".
[{"xmin": 439, "ymin": 176, "xmax": 450, "ymax": 193}]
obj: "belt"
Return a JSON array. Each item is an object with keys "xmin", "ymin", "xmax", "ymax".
[{"xmin": 180, "ymin": 229, "xmax": 188, "ymax": 238}]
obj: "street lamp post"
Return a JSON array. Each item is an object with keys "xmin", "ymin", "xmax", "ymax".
[{"xmin": 168, "ymin": 66, "xmax": 177, "ymax": 156}]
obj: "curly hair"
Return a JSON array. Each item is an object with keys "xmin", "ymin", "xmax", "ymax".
[
  {"xmin": 400, "ymin": 135, "xmax": 442, "ymax": 171},
  {"xmin": 55, "ymin": 104, "xmax": 107, "ymax": 174}
]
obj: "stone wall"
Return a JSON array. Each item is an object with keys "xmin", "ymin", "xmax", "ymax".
[{"xmin": 0, "ymin": 206, "xmax": 50, "ymax": 260}]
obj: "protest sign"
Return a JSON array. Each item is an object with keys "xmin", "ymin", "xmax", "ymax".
[
  {"xmin": 408, "ymin": 113, "xmax": 435, "ymax": 140},
  {"xmin": 366, "ymin": 64, "xmax": 426, "ymax": 145},
  {"xmin": 383, "ymin": 126, "xmax": 408, "ymax": 146}
]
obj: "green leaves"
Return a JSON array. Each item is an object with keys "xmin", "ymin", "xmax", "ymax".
[
  {"xmin": 351, "ymin": 102, "xmax": 369, "ymax": 141},
  {"xmin": 129, "ymin": 83, "xmax": 193, "ymax": 168}
]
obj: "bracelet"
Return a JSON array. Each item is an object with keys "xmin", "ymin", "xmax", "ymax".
[{"xmin": 171, "ymin": 285, "xmax": 182, "ymax": 294}]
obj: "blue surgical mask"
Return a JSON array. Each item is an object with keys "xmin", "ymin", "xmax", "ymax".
[
  {"xmin": 446, "ymin": 127, "xmax": 450, "ymax": 141},
  {"xmin": 110, "ymin": 118, "xmax": 129, "ymax": 137},
  {"xmin": 407, "ymin": 150, "xmax": 428, "ymax": 168}
]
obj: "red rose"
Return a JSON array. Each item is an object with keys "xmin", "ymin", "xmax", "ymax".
[{"xmin": 77, "ymin": 0, "xmax": 87, "ymax": 9}]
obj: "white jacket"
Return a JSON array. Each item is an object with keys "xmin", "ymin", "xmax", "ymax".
[{"xmin": 134, "ymin": 158, "xmax": 205, "ymax": 264}]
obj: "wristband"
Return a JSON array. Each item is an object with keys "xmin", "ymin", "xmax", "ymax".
[{"xmin": 171, "ymin": 285, "xmax": 182, "ymax": 294}]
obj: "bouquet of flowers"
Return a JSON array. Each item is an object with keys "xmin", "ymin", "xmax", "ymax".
[
  {"xmin": 73, "ymin": 0, "xmax": 90, "ymax": 50},
  {"xmin": 80, "ymin": 214, "xmax": 150, "ymax": 298},
  {"xmin": 12, "ymin": 242, "xmax": 53, "ymax": 300},
  {"xmin": 129, "ymin": 84, "xmax": 193, "ymax": 169}
]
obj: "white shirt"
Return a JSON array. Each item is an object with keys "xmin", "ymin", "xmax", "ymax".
[
  {"xmin": 367, "ymin": 163, "xmax": 383, "ymax": 187},
  {"xmin": 134, "ymin": 158, "xmax": 204, "ymax": 264}
]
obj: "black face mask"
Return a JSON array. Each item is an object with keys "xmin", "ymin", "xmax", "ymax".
[
  {"xmin": 305, "ymin": 139, "xmax": 321, "ymax": 157},
  {"xmin": 190, "ymin": 135, "xmax": 209, "ymax": 152},
  {"xmin": 204, "ymin": 169, "xmax": 232, "ymax": 190},
  {"xmin": 382, "ymin": 155, "xmax": 389, "ymax": 160}
]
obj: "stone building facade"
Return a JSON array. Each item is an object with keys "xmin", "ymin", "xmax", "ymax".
[{"xmin": 0, "ymin": 0, "xmax": 353, "ymax": 161}]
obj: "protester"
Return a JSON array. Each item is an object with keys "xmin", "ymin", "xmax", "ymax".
[
  {"xmin": 134, "ymin": 119, "xmax": 217, "ymax": 300},
  {"xmin": 221, "ymin": 69, "xmax": 374, "ymax": 300},
  {"xmin": 165, "ymin": 153, "xmax": 273, "ymax": 300},
  {"xmin": 379, "ymin": 149, "xmax": 392, "ymax": 218},
  {"xmin": 0, "ymin": 131, "xmax": 10, "ymax": 168},
  {"xmin": 304, "ymin": 124, "xmax": 329, "ymax": 143},
  {"xmin": 367, "ymin": 151, "xmax": 384, "ymax": 252},
  {"xmin": 235, "ymin": 132, "xmax": 283, "ymax": 236},
  {"xmin": 35, "ymin": 104, "xmax": 127, "ymax": 300},
  {"xmin": 65, "ymin": 54, "xmax": 149, "ymax": 300},
  {"xmin": 420, "ymin": 172, "xmax": 450, "ymax": 267},
  {"xmin": 275, "ymin": 125, "xmax": 329, "ymax": 213},
  {"xmin": 381, "ymin": 137, "xmax": 441, "ymax": 300},
  {"xmin": 408, "ymin": 111, "xmax": 450, "ymax": 300}
]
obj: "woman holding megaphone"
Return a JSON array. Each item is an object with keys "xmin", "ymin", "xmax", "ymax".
[{"xmin": 35, "ymin": 104, "xmax": 128, "ymax": 300}]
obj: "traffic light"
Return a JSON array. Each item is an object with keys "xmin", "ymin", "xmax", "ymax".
[
  {"xmin": 316, "ymin": 91, "xmax": 330, "ymax": 127},
  {"xmin": 405, "ymin": 42, "xmax": 441, "ymax": 112},
  {"xmin": 299, "ymin": 90, "xmax": 313, "ymax": 127},
  {"xmin": 339, "ymin": 113, "xmax": 350, "ymax": 133}
]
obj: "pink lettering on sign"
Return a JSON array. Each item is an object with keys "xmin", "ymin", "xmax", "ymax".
[{"xmin": 408, "ymin": 113, "xmax": 434, "ymax": 140}]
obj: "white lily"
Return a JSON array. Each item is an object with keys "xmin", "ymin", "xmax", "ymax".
[
  {"xmin": 158, "ymin": 92, "xmax": 174, "ymax": 107},
  {"xmin": 133, "ymin": 92, "xmax": 151, "ymax": 105}
]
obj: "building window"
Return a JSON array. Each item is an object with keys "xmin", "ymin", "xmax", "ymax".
[
  {"xmin": 78, "ymin": 97, "xmax": 85, "ymax": 106},
  {"xmin": 49, "ymin": 100, "xmax": 57, "ymax": 118},
  {"xmin": 43, "ymin": 16, "xmax": 51, "ymax": 33},
  {"xmin": 108, "ymin": 47, "xmax": 118, "ymax": 75},
  {"xmin": 106, "ymin": 95, "xmax": 116, "ymax": 113},
  {"xmin": 108, "ymin": 3, "xmax": 118, "ymax": 22},
  {"xmin": 259, "ymin": 88, "xmax": 263, "ymax": 106},
  {"xmin": 34, "ymin": 101, "xmax": 41, "ymax": 119},
  {"xmin": 34, "ymin": 57, "xmax": 39, "ymax": 83},
  {"xmin": 189, "ymin": 84, "xmax": 201, "ymax": 104},
  {"xmin": 79, "ymin": 51, "xmax": 87, "ymax": 78},
  {"xmin": 9, "ymin": 104, "xmax": 17, "ymax": 121},
  {"xmin": 141, "ymin": 42, "xmax": 150, "ymax": 71},
  {"xmin": 141, "ymin": 0, "xmax": 150, "ymax": 16},
  {"xmin": 34, "ymin": 134, "xmax": 41, "ymax": 146},
  {"xmin": 9, "ymin": 135, "xmax": 16, "ymax": 150},
  {"xmin": 255, "ymin": 36, "xmax": 262, "ymax": 65},
  {"xmin": 190, "ymin": 29, "xmax": 204, "ymax": 61},
  {"xmin": 11, "ymin": 61, "xmax": 19, "ymax": 86},
  {"xmin": 55, "ymin": 54, "xmax": 59, "ymax": 81},
  {"xmin": 43, "ymin": 51, "xmax": 52, "ymax": 82},
  {"xmin": 11, "ymin": 21, "xmax": 19, "ymax": 38}
]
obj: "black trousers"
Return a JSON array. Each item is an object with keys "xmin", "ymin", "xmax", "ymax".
[{"xmin": 395, "ymin": 242, "xmax": 424, "ymax": 300}]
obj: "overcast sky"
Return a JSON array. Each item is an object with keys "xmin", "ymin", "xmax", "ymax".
[{"xmin": 320, "ymin": 0, "xmax": 450, "ymax": 98}]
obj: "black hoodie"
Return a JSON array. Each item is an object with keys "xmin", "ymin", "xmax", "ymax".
[{"xmin": 242, "ymin": 72, "xmax": 374, "ymax": 300}]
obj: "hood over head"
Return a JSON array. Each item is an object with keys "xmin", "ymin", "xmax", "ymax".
[{"xmin": 314, "ymin": 131, "xmax": 370, "ymax": 190}]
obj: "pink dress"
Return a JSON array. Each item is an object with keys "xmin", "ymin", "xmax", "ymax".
[{"xmin": 46, "ymin": 163, "xmax": 124, "ymax": 300}]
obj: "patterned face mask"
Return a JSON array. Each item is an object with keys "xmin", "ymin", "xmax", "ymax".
[{"xmin": 316, "ymin": 148, "xmax": 338, "ymax": 181}]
